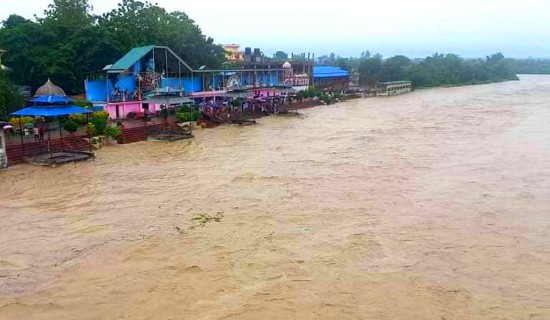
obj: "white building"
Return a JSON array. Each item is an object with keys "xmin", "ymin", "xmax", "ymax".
[{"xmin": 376, "ymin": 81, "xmax": 412, "ymax": 96}]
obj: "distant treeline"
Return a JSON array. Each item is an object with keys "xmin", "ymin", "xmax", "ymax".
[
  {"xmin": 511, "ymin": 59, "xmax": 550, "ymax": 74},
  {"xmin": 328, "ymin": 52, "xmax": 519, "ymax": 88}
]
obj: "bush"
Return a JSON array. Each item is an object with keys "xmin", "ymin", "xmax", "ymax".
[
  {"xmin": 85, "ymin": 123, "xmax": 97, "ymax": 136},
  {"xmin": 74, "ymin": 100, "xmax": 93, "ymax": 108},
  {"xmin": 10, "ymin": 116, "xmax": 34, "ymax": 127},
  {"xmin": 105, "ymin": 125, "xmax": 121, "ymax": 139},
  {"xmin": 176, "ymin": 112, "xmax": 191, "ymax": 123},
  {"xmin": 63, "ymin": 120, "xmax": 78, "ymax": 133},
  {"xmin": 92, "ymin": 111, "xmax": 109, "ymax": 119},
  {"xmin": 191, "ymin": 110, "xmax": 201, "ymax": 121},
  {"xmin": 91, "ymin": 117, "xmax": 107, "ymax": 135},
  {"xmin": 178, "ymin": 105, "xmax": 192, "ymax": 113},
  {"xmin": 69, "ymin": 114, "xmax": 88, "ymax": 125}
]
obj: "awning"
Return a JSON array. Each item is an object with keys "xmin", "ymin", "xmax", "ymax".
[{"xmin": 12, "ymin": 105, "xmax": 92, "ymax": 117}]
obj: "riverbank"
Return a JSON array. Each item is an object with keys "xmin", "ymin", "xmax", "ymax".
[{"xmin": 1, "ymin": 76, "xmax": 549, "ymax": 319}]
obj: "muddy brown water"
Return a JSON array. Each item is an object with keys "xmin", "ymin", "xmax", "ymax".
[{"xmin": 1, "ymin": 75, "xmax": 550, "ymax": 319}]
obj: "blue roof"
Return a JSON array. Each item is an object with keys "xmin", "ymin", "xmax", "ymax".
[
  {"xmin": 32, "ymin": 94, "xmax": 73, "ymax": 104},
  {"xmin": 313, "ymin": 66, "xmax": 350, "ymax": 78},
  {"xmin": 12, "ymin": 105, "xmax": 92, "ymax": 117},
  {"xmin": 108, "ymin": 45, "xmax": 155, "ymax": 72}
]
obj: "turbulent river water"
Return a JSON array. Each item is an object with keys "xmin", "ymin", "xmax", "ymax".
[{"xmin": 1, "ymin": 75, "xmax": 550, "ymax": 319}]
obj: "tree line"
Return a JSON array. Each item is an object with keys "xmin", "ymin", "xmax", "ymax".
[
  {"xmin": 326, "ymin": 51, "xmax": 519, "ymax": 88},
  {"xmin": 0, "ymin": 0, "xmax": 226, "ymax": 95},
  {"xmin": 511, "ymin": 59, "xmax": 550, "ymax": 74}
]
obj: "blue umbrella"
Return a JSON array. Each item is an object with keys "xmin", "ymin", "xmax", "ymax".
[
  {"xmin": 32, "ymin": 94, "xmax": 73, "ymax": 104},
  {"xmin": 12, "ymin": 105, "xmax": 91, "ymax": 117}
]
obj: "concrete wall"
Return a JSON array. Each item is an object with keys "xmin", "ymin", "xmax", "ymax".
[{"xmin": 0, "ymin": 130, "xmax": 7, "ymax": 168}]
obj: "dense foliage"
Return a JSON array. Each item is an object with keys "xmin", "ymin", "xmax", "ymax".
[
  {"xmin": 511, "ymin": 59, "xmax": 550, "ymax": 74},
  {"xmin": 0, "ymin": 0, "xmax": 226, "ymax": 95},
  {"xmin": 105, "ymin": 125, "xmax": 121, "ymax": 139},
  {"xmin": 176, "ymin": 105, "xmax": 200, "ymax": 122},
  {"xmin": 0, "ymin": 69, "xmax": 24, "ymax": 120},
  {"xmin": 323, "ymin": 52, "xmax": 519, "ymax": 88},
  {"xmin": 62, "ymin": 120, "xmax": 78, "ymax": 133}
]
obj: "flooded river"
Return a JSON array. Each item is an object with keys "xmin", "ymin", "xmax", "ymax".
[{"xmin": 1, "ymin": 75, "xmax": 550, "ymax": 319}]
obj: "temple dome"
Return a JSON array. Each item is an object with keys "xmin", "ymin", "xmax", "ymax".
[
  {"xmin": 34, "ymin": 79, "xmax": 66, "ymax": 97},
  {"xmin": 282, "ymin": 61, "xmax": 292, "ymax": 69}
]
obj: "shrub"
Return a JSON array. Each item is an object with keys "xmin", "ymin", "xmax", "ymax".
[
  {"xmin": 91, "ymin": 117, "xmax": 107, "ymax": 135},
  {"xmin": 191, "ymin": 110, "xmax": 201, "ymax": 121},
  {"xmin": 69, "ymin": 114, "xmax": 88, "ymax": 125},
  {"xmin": 92, "ymin": 111, "xmax": 109, "ymax": 119},
  {"xmin": 74, "ymin": 100, "xmax": 93, "ymax": 108},
  {"xmin": 63, "ymin": 120, "xmax": 78, "ymax": 133},
  {"xmin": 176, "ymin": 112, "xmax": 191, "ymax": 122},
  {"xmin": 105, "ymin": 125, "xmax": 121, "ymax": 139},
  {"xmin": 10, "ymin": 116, "xmax": 34, "ymax": 127},
  {"xmin": 85, "ymin": 122, "xmax": 97, "ymax": 136},
  {"xmin": 178, "ymin": 105, "xmax": 191, "ymax": 113}
]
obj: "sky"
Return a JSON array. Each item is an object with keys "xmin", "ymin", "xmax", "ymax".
[{"xmin": 2, "ymin": 0, "xmax": 550, "ymax": 58}]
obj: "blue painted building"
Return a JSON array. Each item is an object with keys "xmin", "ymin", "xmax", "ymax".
[{"xmin": 85, "ymin": 45, "xmax": 290, "ymax": 119}]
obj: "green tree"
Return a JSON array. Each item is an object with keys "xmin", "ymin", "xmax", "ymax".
[
  {"xmin": 380, "ymin": 55, "xmax": 411, "ymax": 81},
  {"xmin": 99, "ymin": 0, "xmax": 226, "ymax": 68},
  {"xmin": 273, "ymin": 51, "xmax": 288, "ymax": 60},
  {"xmin": 358, "ymin": 54, "xmax": 383, "ymax": 86},
  {"xmin": 0, "ymin": 69, "xmax": 24, "ymax": 120},
  {"xmin": 0, "ymin": 0, "xmax": 225, "ymax": 95}
]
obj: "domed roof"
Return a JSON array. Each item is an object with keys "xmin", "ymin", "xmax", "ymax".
[
  {"xmin": 34, "ymin": 79, "xmax": 66, "ymax": 97},
  {"xmin": 282, "ymin": 61, "xmax": 292, "ymax": 69}
]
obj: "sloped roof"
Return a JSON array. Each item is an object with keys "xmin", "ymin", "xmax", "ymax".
[
  {"xmin": 108, "ymin": 45, "xmax": 155, "ymax": 72},
  {"xmin": 35, "ymin": 79, "xmax": 67, "ymax": 97},
  {"xmin": 106, "ymin": 45, "xmax": 194, "ymax": 74},
  {"xmin": 313, "ymin": 66, "xmax": 350, "ymax": 78}
]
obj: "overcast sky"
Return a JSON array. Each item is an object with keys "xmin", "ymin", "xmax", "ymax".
[{"xmin": 2, "ymin": 0, "xmax": 549, "ymax": 58}]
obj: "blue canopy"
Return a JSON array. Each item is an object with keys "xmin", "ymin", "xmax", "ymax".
[
  {"xmin": 12, "ymin": 105, "xmax": 92, "ymax": 117},
  {"xmin": 32, "ymin": 94, "xmax": 73, "ymax": 104}
]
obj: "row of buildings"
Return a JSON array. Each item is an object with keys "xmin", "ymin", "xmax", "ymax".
[
  {"xmin": 84, "ymin": 45, "xmax": 353, "ymax": 119},
  {"xmin": 3, "ymin": 44, "xmax": 411, "ymax": 123}
]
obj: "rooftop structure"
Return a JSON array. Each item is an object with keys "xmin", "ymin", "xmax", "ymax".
[
  {"xmin": 34, "ymin": 79, "xmax": 67, "ymax": 97},
  {"xmin": 85, "ymin": 45, "xmax": 291, "ymax": 119},
  {"xmin": 223, "ymin": 44, "xmax": 244, "ymax": 61},
  {"xmin": 313, "ymin": 66, "xmax": 350, "ymax": 89}
]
